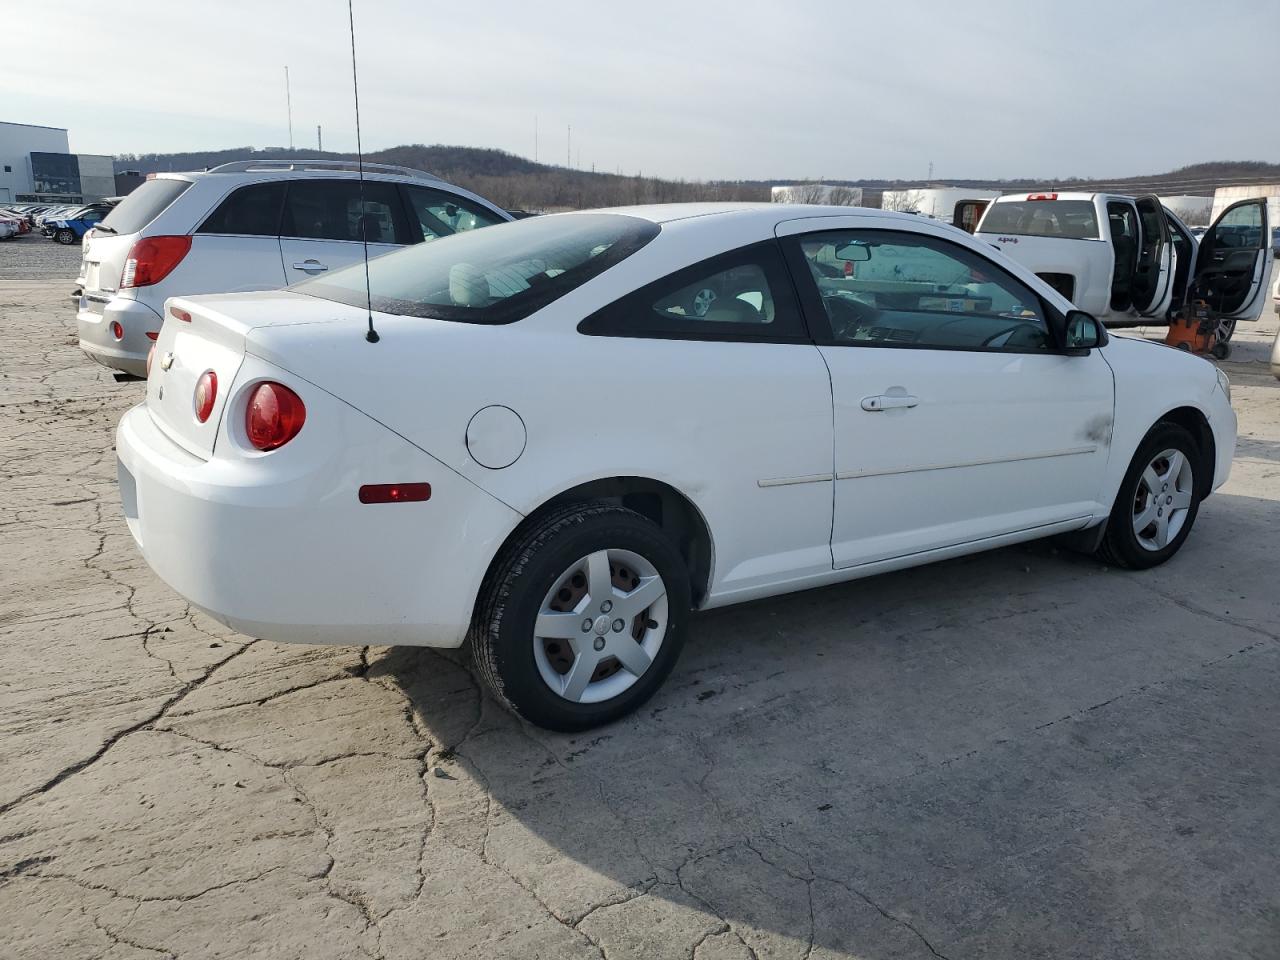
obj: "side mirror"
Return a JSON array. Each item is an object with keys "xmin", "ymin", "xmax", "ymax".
[{"xmin": 1063, "ymin": 310, "xmax": 1106, "ymax": 353}]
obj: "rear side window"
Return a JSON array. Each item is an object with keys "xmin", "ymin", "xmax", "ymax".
[
  {"xmin": 99, "ymin": 178, "xmax": 192, "ymax": 234},
  {"xmin": 197, "ymin": 182, "xmax": 285, "ymax": 236},
  {"xmin": 403, "ymin": 185, "xmax": 505, "ymax": 241},
  {"xmin": 296, "ymin": 213, "xmax": 659, "ymax": 324},
  {"xmin": 580, "ymin": 242, "xmax": 805, "ymax": 341},
  {"xmin": 979, "ymin": 200, "xmax": 1099, "ymax": 240},
  {"xmin": 281, "ymin": 180, "xmax": 408, "ymax": 244}
]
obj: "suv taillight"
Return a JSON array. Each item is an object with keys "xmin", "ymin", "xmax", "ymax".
[
  {"xmin": 120, "ymin": 236, "xmax": 192, "ymax": 288},
  {"xmin": 246, "ymin": 382, "xmax": 306, "ymax": 451}
]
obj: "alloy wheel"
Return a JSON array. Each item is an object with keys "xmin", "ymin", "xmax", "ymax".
[
  {"xmin": 1132, "ymin": 448, "xmax": 1194, "ymax": 551},
  {"xmin": 533, "ymin": 548, "xmax": 668, "ymax": 703}
]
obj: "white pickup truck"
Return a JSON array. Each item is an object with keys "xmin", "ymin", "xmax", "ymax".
[{"xmin": 964, "ymin": 192, "xmax": 1273, "ymax": 343}]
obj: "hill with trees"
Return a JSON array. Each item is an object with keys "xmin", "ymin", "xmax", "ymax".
[{"xmin": 114, "ymin": 147, "xmax": 1280, "ymax": 211}]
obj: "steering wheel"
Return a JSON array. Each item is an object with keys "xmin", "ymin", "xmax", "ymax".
[
  {"xmin": 824, "ymin": 296, "xmax": 879, "ymax": 340},
  {"xmin": 691, "ymin": 287, "xmax": 718, "ymax": 317}
]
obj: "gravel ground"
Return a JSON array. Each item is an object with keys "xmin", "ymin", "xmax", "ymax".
[
  {"xmin": 2, "ymin": 280, "xmax": 1279, "ymax": 960},
  {"xmin": 0, "ymin": 232, "xmax": 83, "ymax": 281}
]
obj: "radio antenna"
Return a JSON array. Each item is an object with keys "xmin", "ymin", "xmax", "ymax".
[{"xmin": 347, "ymin": 0, "xmax": 379, "ymax": 343}]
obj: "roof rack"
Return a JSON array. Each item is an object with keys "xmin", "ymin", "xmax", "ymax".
[{"xmin": 205, "ymin": 159, "xmax": 441, "ymax": 181}]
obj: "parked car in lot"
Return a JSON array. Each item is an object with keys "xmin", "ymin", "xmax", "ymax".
[
  {"xmin": 36, "ymin": 205, "xmax": 76, "ymax": 230},
  {"xmin": 0, "ymin": 214, "xmax": 19, "ymax": 239},
  {"xmin": 47, "ymin": 205, "xmax": 110, "ymax": 244},
  {"xmin": 116, "ymin": 203, "xmax": 1237, "ymax": 730},
  {"xmin": 78, "ymin": 159, "xmax": 511, "ymax": 377},
  {"xmin": 1, "ymin": 207, "xmax": 33, "ymax": 233},
  {"xmin": 973, "ymin": 192, "xmax": 1273, "ymax": 343}
]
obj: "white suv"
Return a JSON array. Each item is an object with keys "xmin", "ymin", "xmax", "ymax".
[{"xmin": 76, "ymin": 160, "xmax": 511, "ymax": 377}]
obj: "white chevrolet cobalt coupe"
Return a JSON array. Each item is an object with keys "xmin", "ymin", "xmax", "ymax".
[{"xmin": 116, "ymin": 204, "xmax": 1236, "ymax": 730}]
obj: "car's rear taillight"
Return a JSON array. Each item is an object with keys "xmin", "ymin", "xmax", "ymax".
[
  {"xmin": 194, "ymin": 370, "xmax": 217, "ymax": 423},
  {"xmin": 245, "ymin": 382, "xmax": 305, "ymax": 451},
  {"xmin": 120, "ymin": 236, "xmax": 192, "ymax": 288}
]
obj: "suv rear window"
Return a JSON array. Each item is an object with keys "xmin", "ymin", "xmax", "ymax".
[
  {"xmin": 99, "ymin": 178, "xmax": 192, "ymax": 235},
  {"xmin": 297, "ymin": 213, "xmax": 659, "ymax": 324},
  {"xmin": 979, "ymin": 200, "xmax": 1100, "ymax": 240}
]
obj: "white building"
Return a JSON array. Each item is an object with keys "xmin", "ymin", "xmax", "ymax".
[
  {"xmin": 0, "ymin": 120, "xmax": 114, "ymax": 204},
  {"xmin": 879, "ymin": 187, "xmax": 1000, "ymax": 219},
  {"xmin": 1210, "ymin": 184, "xmax": 1280, "ymax": 232},
  {"xmin": 1158, "ymin": 195, "xmax": 1212, "ymax": 225},
  {"xmin": 771, "ymin": 184, "xmax": 863, "ymax": 206}
]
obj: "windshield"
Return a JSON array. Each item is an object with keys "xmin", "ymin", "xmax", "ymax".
[
  {"xmin": 979, "ymin": 200, "xmax": 1100, "ymax": 240},
  {"xmin": 100, "ymin": 177, "xmax": 192, "ymax": 235},
  {"xmin": 297, "ymin": 213, "xmax": 660, "ymax": 324}
]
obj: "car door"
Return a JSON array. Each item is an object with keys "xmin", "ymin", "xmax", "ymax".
[
  {"xmin": 1162, "ymin": 208, "xmax": 1199, "ymax": 311},
  {"xmin": 778, "ymin": 218, "xmax": 1114, "ymax": 569},
  {"xmin": 1132, "ymin": 195, "xmax": 1174, "ymax": 317},
  {"xmin": 1192, "ymin": 198, "xmax": 1273, "ymax": 321},
  {"xmin": 578, "ymin": 240, "xmax": 835, "ymax": 598},
  {"xmin": 278, "ymin": 179, "xmax": 409, "ymax": 283},
  {"xmin": 189, "ymin": 181, "xmax": 290, "ymax": 293}
]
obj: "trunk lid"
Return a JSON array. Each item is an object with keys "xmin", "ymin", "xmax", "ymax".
[
  {"xmin": 144, "ymin": 291, "xmax": 350, "ymax": 458},
  {"xmin": 78, "ymin": 232, "xmax": 137, "ymax": 315}
]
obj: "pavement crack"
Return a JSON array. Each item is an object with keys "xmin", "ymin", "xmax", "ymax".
[{"xmin": 0, "ymin": 640, "xmax": 258, "ymax": 817}]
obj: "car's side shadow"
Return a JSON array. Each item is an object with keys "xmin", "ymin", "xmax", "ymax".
[{"xmin": 370, "ymin": 497, "xmax": 1280, "ymax": 957}]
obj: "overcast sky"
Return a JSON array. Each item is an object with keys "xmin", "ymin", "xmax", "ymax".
[{"xmin": 6, "ymin": 0, "xmax": 1278, "ymax": 181}]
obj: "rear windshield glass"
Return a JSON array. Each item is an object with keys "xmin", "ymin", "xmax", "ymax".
[
  {"xmin": 296, "ymin": 213, "xmax": 660, "ymax": 324},
  {"xmin": 100, "ymin": 178, "xmax": 193, "ymax": 234},
  {"xmin": 979, "ymin": 200, "xmax": 1099, "ymax": 240}
]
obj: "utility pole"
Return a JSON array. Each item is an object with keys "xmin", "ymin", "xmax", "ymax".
[
  {"xmin": 567, "ymin": 125, "xmax": 571, "ymax": 168},
  {"xmin": 317, "ymin": 125, "xmax": 322, "ymax": 151},
  {"xmin": 927, "ymin": 160, "xmax": 933, "ymax": 181},
  {"xmin": 534, "ymin": 114, "xmax": 538, "ymax": 163},
  {"xmin": 284, "ymin": 66, "xmax": 294, "ymax": 151}
]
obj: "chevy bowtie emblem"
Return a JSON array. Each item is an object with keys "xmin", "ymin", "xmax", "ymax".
[{"xmin": 160, "ymin": 352, "xmax": 175, "ymax": 371}]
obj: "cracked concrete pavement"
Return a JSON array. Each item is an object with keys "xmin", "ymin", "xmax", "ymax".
[{"xmin": 2, "ymin": 278, "xmax": 1279, "ymax": 959}]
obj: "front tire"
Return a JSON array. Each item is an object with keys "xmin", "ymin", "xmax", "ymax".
[
  {"xmin": 1095, "ymin": 422, "xmax": 1202, "ymax": 569},
  {"xmin": 471, "ymin": 501, "xmax": 691, "ymax": 731}
]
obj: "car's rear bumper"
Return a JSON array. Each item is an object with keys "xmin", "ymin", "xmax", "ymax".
[
  {"xmin": 78, "ymin": 295, "xmax": 160, "ymax": 377},
  {"xmin": 115, "ymin": 391, "xmax": 522, "ymax": 648}
]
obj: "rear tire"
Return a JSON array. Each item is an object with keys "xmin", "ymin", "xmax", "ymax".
[
  {"xmin": 1095, "ymin": 422, "xmax": 1202, "ymax": 570},
  {"xmin": 55, "ymin": 229, "xmax": 76, "ymax": 245},
  {"xmin": 471, "ymin": 501, "xmax": 691, "ymax": 731}
]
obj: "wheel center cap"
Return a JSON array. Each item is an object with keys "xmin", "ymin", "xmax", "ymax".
[{"xmin": 592, "ymin": 615, "xmax": 611, "ymax": 637}]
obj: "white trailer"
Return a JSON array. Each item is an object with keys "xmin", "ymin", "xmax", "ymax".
[
  {"xmin": 771, "ymin": 184, "xmax": 863, "ymax": 206},
  {"xmin": 880, "ymin": 187, "xmax": 1000, "ymax": 219}
]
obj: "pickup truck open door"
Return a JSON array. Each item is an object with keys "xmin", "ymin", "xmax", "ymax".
[
  {"xmin": 1132, "ymin": 195, "xmax": 1173, "ymax": 317},
  {"xmin": 1193, "ymin": 198, "xmax": 1273, "ymax": 322}
]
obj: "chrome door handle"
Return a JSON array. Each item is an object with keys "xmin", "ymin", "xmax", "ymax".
[
  {"xmin": 861, "ymin": 394, "xmax": 919, "ymax": 412},
  {"xmin": 292, "ymin": 260, "xmax": 328, "ymax": 272}
]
